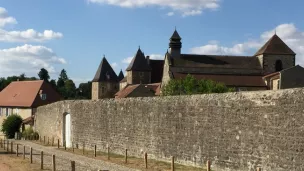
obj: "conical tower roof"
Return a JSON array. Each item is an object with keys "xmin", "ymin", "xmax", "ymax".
[
  {"xmin": 93, "ymin": 57, "xmax": 118, "ymax": 82},
  {"xmin": 255, "ymin": 34, "xmax": 296, "ymax": 56},
  {"xmin": 118, "ymin": 70, "xmax": 124, "ymax": 81},
  {"xmin": 170, "ymin": 30, "xmax": 181, "ymax": 40},
  {"xmin": 126, "ymin": 48, "xmax": 152, "ymax": 71}
]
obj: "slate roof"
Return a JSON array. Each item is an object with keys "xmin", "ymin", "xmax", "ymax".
[
  {"xmin": 172, "ymin": 73, "xmax": 266, "ymax": 87},
  {"xmin": 170, "ymin": 30, "xmax": 181, "ymax": 40},
  {"xmin": 0, "ymin": 80, "xmax": 61, "ymax": 107},
  {"xmin": 118, "ymin": 70, "xmax": 124, "ymax": 81},
  {"xmin": 149, "ymin": 59, "xmax": 164, "ymax": 83},
  {"xmin": 254, "ymin": 34, "xmax": 296, "ymax": 56},
  {"xmin": 126, "ymin": 48, "xmax": 152, "ymax": 71},
  {"xmin": 172, "ymin": 54, "xmax": 261, "ymax": 69},
  {"xmin": 93, "ymin": 57, "xmax": 118, "ymax": 82}
]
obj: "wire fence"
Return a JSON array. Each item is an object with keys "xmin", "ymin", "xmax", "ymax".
[{"xmin": 0, "ymin": 138, "xmax": 108, "ymax": 171}]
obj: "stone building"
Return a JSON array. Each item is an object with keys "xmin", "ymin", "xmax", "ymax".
[
  {"xmin": 0, "ymin": 80, "xmax": 61, "ymax": 138},
  {"xmin": 93, "ymin": 29, "xmax": 302, "ymax": 98},
  {"xmin": 92, "ymin": 56, "xmax": 119, "ymax": 99},
  {"xmin": 162, "ymin": 30, "xmax": 298, "ymax": 91}
]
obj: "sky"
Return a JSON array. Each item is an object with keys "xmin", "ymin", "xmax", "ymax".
[{"xmin": 0, "ymin": 0, "xmax": 304, "ymax": 85}]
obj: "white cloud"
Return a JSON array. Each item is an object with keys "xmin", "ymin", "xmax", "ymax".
[
  {"xmin": 167, "ymin": 12, "xmax": 175, "ymax": 16},
  {"xmin": 0, "ymin": 7, "xmax": 17, "ymax": 27},
  {"xmin": 0, "ymin": 44, "xmax": 66, "ymax": 77},
  {"xmin": 88, "ymin": 0, "xmax": 220, "ymax": 16},
  {"xmin": 190, "ymin": 23, "xmax": 304, "ymax": 66},
  {"xmin": 122, "ymin": 56, "xmax": 133, "ymax": 64},
  {"xmin": 111, "ymin": 62, "xmax": 118, "ymax": 68},
  {"xmin": 0, "ymin": 29, "xmax": 63, "ymax": 42},
  {"xmin": 149, "ymin": 54, "xmax": 164, "ymax": 60}
]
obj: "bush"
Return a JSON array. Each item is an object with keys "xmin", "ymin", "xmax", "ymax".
[
  {"xmin": 22, "ymin": 127, "xmax": 39, "ymax": 140},
  {"xmin": 162, "ymin": 74, "xmax": 235, "ymax": 96},
  {"xmin": 1, "ymin": 114, "xmax": 23, "ymax": 138}
]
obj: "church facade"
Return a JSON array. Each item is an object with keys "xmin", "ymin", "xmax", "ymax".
[{"xmin": 92, "ymin": 30, "xmax": 304, "ymax": 99}]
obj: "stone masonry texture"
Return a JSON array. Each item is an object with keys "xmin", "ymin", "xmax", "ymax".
[{"xmin": 35, "ymin": 88, "xmax": 304, "ymax": 171}]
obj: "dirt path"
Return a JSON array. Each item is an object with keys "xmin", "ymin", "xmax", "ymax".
[
  {"xmin": 5, "ymin": 140, "xmax": 139, "ymax": 171},
  {"xmin": 0, "ymin": 150, "xmax": 41, "ymax": 171}
]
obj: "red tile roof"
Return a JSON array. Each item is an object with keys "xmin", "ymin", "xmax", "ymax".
[
  {"xmin": 115, "ymin": 83, "xmax": 161, "ymax": 98},
  {"xmin": 0, "ymin": 80, "xmax": 61, "ymax": 107},
  {"xmin": 172, "ymin": 73, "xmax": 266, "ymax": 87}
]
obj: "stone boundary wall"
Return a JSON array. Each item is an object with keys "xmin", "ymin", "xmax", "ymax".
[{"xmin": 35, "ymin": 88, "xmax": 304, "ymax": 171}]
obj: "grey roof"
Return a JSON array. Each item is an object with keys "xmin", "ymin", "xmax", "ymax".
[
  {"xmin": 126, "ymin": 48, "xmax": 152, "ymax": 71},
  {"xmin": 170, "ymin": 30, "xmax": 181, "ymax": 40},
  {"xmin": 255, "ymin": 34, "xmax": 296, "ymax": 56},
  {"xmin": 92, "ymin": 57, "xmax": 118, "ymax": 82},
  {"xmin": 118, "ymin": 70, "xmax": 124, "ymax": 81}
]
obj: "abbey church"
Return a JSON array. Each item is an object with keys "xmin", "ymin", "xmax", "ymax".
[{"xmin": 92, "ymin": 30, "xmax": 304, "ymax": 99}]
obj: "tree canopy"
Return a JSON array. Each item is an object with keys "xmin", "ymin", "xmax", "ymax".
[
  {"xmin": 38, "ymin": 68, "xmax": 50, "ymax": 82},
  {"xmin": 162, "ymin": 74, "xmax": 234, "ymax": 96}
]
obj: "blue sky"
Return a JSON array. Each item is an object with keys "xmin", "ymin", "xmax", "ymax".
[{"xmin": 1, "ymin": 0, "xmax": 304, "ymax": 85}]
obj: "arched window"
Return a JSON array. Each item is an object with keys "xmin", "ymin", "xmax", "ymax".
[{"xmin": 275, "ymin": 60, "xmax": 283, "ymax": 72}]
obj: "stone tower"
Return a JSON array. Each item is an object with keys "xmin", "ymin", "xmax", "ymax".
[
  {"xmin": 255, "ymin": 34, "xmax": 296, "ymax": 75},
  {"xmin": 92, "ymin": 56, "xmax": 119, "ymax": 99},
  {"xmin": 169, "ymin": 29, "xmax": 182, "ymax": 58},
  {"xmin": 118, "ymin": 70, "xmax": 124, "ymax": 82},
  {"xmin": 126, "ymin": 47, "xmax": 152, "ymax": 84}
]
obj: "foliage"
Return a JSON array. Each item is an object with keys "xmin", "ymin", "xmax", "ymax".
[
  {"xmin": 162, "ymin": 74, "xmax": 234, "ymax": 96},
  {"xmin": 38, "ymin": 68, "xmax": 50, "ymax": 82},
  {"xmin": 22, "ymin": 127, "xmax": 39, "ymax": 139},
  {"xmin": 1, "ymin": 114, "xmax": 23, "ymax": 138},
  {"xmin": 0, "ymin": 68, "xmax": 92, "ymax": 100}
]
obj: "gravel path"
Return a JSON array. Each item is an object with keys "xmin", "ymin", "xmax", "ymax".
[{"xmin": 4, "ymin": 140, "xmax": 139, "ymax": 171}]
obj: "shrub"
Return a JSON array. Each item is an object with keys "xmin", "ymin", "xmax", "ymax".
[
  {"xmin": 1, "ymin": 114, "xmax": 23, "ymax": 138},
  {"xmin": 162, "ymin": 74, "xmax": 234, "ymax": 96},
  {"xmin": 22, "ymin": 127, "xmax": 39, "ymax": 140}
]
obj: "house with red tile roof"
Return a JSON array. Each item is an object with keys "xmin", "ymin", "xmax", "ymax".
[{"xmin": 0, "ymin": 80, "xmax": 61, "ymax": 137}]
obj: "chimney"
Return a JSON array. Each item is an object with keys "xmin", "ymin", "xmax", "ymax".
[{"xmin": 146, "ymin": 56, "xmax": 150, "ymax": 65}]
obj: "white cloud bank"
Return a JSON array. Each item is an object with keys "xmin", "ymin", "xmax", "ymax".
[
  {"xmin": 190, "ymin": 23, "xmax": 304, "ymax": 66},
  {"xmin": 0, "ymin": 7, "xmax": 63, "ymax": 42},
  {"xmin": 88, "ymin": 0, "xmax": 220, "ymax": 16},
  {"xmin": 0, "ymin": 29, "xmax": 63, "ymax": 42},
  {"xmin": 0, "ymin": 7, "xmax": 17, "ymax": 27},
  {"xmin": 0, "ymin": 44, "xmax": 66, "ymax": 77}
]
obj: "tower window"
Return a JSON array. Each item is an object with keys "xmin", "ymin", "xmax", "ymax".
[{"xmin": 275, "ymin": 60, "xmax": 283, "ymax": 72}]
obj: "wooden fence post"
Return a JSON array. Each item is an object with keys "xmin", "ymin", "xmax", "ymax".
[
  {"xmin": 107, "ymin": 146, "xmax": 110, "ymax": 160},
  {"xmin": 16, "ymin": 144, "xmax": 19, "ymax": 156},
  {"xmin": 82, "ymin": 143, "xmax": 85, "ymax": 155},
  {"xmin": 64, "ymin": 141, "xmax": 66, "ymax": 150},
  {"xmin": 41, "ymin": 151, "xmax": 44, "ymax": 169},
  {"xmin": 0, "ymin": 139, "xmax": 2, "ymax": 148},
  {"xmin": 23, "ymin": 145, "xmax": 25, "ymax": 159},
  {"xmin": 144, "ymin": 152, "xmax": 148, "ymax": 169},
  {"xmin": 171, "ymin": 156, "xmax": 175, "ymax": 171},
  {"xmin": 10, "ymin": 141, "xmax": 13, "ymax": 153},
  {"xmin": 52, "ymin": 155, "xmax": 56, "ymax": 171},
  {"xmin": 30, "ymin": 147, "xmax": 33, "ymax": 163},
  {"xmin": 57, "ymin": 139, "xmax": 60, "ymax": 148},
  {"xmin": 71, "ymin": 161, "xmax": 75, "ymax": 171},
  {"xmin": 257, "ymin": 168, "xmax": 262, "ymax": 171},
  {"xmin": 207, "ymin": 160, "xmax": 211, "ymax": 171},
  {"xmin": 125, "ymin": 149, "xmax": 128, "ymax": 163},
  {"xmin": 72, "ymin": 143, "xmax": 74, "ymax": 153},
  {"xmin": 94, "ymin": 145, "xmax": 97, "ymax": 157},
  {"xmin": 3, "ymin": 140, "xmax": 5, "ymax": 150},
  {"xmin": 6, "ymin": 140, "xmax": 9, "ymax": 152}
]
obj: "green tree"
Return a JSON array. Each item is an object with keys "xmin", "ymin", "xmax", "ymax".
[
  {"xmin": 76, "ymin": 81, "xmax": 92, "ymax": 99},
  {"xmin": 38, "ymin": 68, "xmax": 50, "ymax": 82},
  {"xmin": 64, "ymin": 79, "xmax": 76, "ymax": 99},
  {"xmin": 50, "ymin": 79, "xmax": 57, "ymax": 89},
  {"xmin": 1, "ymin": 115, "xmax": 23, "ymax": 138},
  {"xmin": 162, "ymin": 74, "xmax": 234, "ymax": 96},
  {"xmin": 57, "ymin": 69, "xmax": 68, "ymax": 87}
]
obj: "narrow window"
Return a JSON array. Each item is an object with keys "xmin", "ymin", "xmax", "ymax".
[{"xmin": 275, "ymin": 60, "xmax": 283, "ymax": 72}]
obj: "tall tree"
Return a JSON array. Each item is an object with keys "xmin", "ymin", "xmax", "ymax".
[
  {"xmin": 64, "ymin": 79, "xmax": 76, "ymax": 99},
  {"xmin": 57, "ymin": 69, "xmax": 68, "ymax": 88},
  {"xmin": 38, "ymin": 68, "xmax": 50, "ymax": 82}
]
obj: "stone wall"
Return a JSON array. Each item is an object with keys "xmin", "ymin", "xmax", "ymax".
[{"xmin": 35, "ymin": 88, "xmax": 304, "ymax": 171}]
